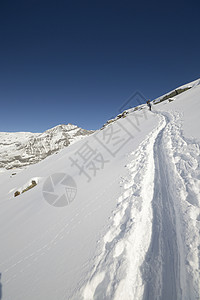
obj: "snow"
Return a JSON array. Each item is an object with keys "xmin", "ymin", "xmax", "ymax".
[
  {"xmin": 163, "ymin": 83, "xmax": 200, "ymax": 139},
  {"xmin": 0, "ymin": 79, "xmax": 200, "ymax": 300},
  {"xmin": 0, "ymin": 124, "xmax": 93, "ymax": 169},
  {"xmin": 153, "ymin": 77, "xmax": 200, "ymax": 105}
]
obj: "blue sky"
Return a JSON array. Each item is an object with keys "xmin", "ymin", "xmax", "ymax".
[{"xmin": 0, "ymin": 0, "xmax": 200, "ymax": 132}]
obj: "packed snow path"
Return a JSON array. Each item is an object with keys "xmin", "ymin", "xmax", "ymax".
[
  {"xmin": 142, "ymin": 113, "xmax": 182, "ymax": 300},
  {"xmin": 76, "ymin": 111, "xmax": 200, "ymax": 300}
]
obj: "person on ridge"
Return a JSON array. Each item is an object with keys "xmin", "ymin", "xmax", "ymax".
[{"xmin": 146, "ymin": 99, "xmax": 152, "ymax": 111}]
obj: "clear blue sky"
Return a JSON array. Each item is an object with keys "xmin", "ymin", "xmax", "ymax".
[{"xmin": 0, "ymin": 0, "xmax": 200, "ymax": 132}]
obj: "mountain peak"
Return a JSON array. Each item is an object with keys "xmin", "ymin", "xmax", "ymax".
[{"xmin": 0, "ymin": 124, "xmax": 94, "ymax": 169}]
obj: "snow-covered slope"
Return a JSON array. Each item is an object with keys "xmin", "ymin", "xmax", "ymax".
[
  {"xmin": 153, "ymin": 77, "xmax": 200, "ymax": 104},
  {"xmin": 0, "ymin": 79, "xmax": 200, "ymax": 300},
  {"xmin": 0, "ymin": 124, "xmax": 93, "ymax": 169}
]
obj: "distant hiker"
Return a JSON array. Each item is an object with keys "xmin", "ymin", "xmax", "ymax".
[{"xmin": 146, "ymin": 100, "xmax": 152, "ymax": 111}]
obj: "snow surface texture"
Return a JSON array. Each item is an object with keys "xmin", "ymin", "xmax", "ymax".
[
  {"xmin": 0, "ymin": 79, "xmax": 200, "ymax": 300},
  {"xmin": 0, "ymin": 124, "xmax": 93, "ymax": 169}
]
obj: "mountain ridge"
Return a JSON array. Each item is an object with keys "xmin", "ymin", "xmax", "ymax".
[
  {"xmin": 0, "ymin": 123, "xmax": 94, "ymax": 169},
  {"xmin": 1, "ymin": 77, "xmax": 199, "ymax": 170}
]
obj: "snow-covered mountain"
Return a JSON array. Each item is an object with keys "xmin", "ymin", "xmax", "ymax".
[
  {"xmin": 153, "ymin": 77, "xmax": 200, "ymax": 104},
  {"xmin": 0, "ymin": 78, "xmax": 200, "ymax": 300},
  {"xmin": 0, "ymin": 124, "xmax": 94, "ymax": 169}
]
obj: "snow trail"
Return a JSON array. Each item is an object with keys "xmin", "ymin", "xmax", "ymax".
[
  {"xmin": 74, "ymin": 110, "xmax": 200, "ymax": 300},
  {"xmin": 72, "ymin": 114, "xmax": 166, "ymax": 300},
  {"xmin": 142, "ymin": 110, "xmax": 200, "ymax": 300},
  {"xmin": 142, "ymin": 113, "xmax": 183, "ymax": 300},
  {"xmin": 162, "ymin": 111, "xmax": 200, "ymax": 299}
]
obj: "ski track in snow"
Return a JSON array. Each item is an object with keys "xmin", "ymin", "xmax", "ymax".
[
  {"xmin": 141, "ymin": 112, "xmax": 183, "ymax": 300},
  {"xmin": 72, "ymin": 111, "xmax": 200, "ymax": 300},
  {"xmin": 160, "ymin": 111, "xmax": 200, "ymax": 299},
  {"xmin": 1, "ymin": 109, "xmax": 199, "ymax": 300}
]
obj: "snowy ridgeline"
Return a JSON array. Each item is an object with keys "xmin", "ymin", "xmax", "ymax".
[
  {"xmin": 1, "ymin": 78, "xmax": 199, "ymax": 171},
  {"xmin": 0, "ymin": 124, "xmax": 94, "ymax": 169},
  {"xmin": 153, "ymin": 78, "xmax": 200, "ymax": 104},
  {"xmin": 0, "ymin": 78, "xmax": 200, "ymax": 300}
]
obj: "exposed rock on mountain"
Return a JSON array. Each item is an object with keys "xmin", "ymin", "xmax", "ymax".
[{"xmin": 0, "ymin": 124, "xmax": 94, "ymax": 169}]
